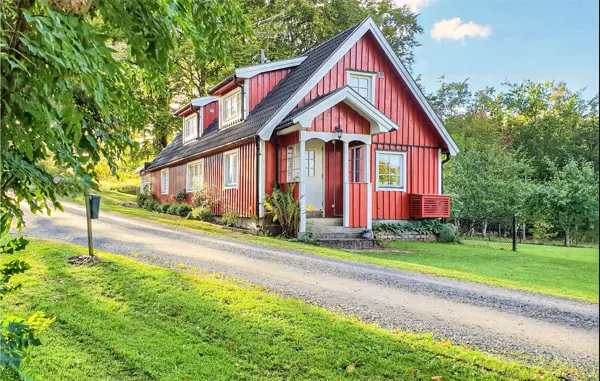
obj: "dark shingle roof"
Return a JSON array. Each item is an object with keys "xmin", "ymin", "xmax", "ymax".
[{"xmin": 146, "ymin": 22, "xmax": 361, "ymax": 171}]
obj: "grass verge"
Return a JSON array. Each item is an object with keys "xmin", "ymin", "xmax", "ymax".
[
  {"xmin": 68, "ymin": 190, "xmax": 599, "ymax": 303},
  {"xmin": 1, "ymin": 239, "xmax": 564, "ymax": 380}
]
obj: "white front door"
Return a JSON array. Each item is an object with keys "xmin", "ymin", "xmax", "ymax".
[{"xmin": 305, "ymin": 140, "xmax": 324, "ymax": 214}]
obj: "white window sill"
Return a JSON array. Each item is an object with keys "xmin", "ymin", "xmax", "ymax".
[
  {"xmin": 223, "ymin": 184, "xmax": 238, "ymax": 189},
  {"xmin": 375, "ymin": 186, "xmax": 406, "ymax": 192}
]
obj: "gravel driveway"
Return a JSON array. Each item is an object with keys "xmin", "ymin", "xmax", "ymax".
[{"xmin": 23, "ymin": 203, "xmax": 599, "ymax": 370}]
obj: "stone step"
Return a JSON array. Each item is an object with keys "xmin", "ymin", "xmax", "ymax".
[
  {"xmin": 316, "ymin": 238, "xmax": 383, "ymax": 249},
  {"xmin": 311, "ymin": 232, "xmax": 363, "ymax": 239}
]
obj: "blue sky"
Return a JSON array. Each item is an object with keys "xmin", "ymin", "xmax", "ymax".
[{"xmin": 408, "ymin": 0, "xmax": 599, "ymax": 97}]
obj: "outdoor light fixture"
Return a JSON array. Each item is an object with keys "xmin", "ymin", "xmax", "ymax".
[{"xmin": 335, "ymin": 125, "xmax": 343, "ymax": 140}]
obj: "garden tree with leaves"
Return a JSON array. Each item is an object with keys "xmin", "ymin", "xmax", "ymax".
[
  {"xmin": 1, "ymin": 0, "xmax": 248, "ymax": 378},
  {"xmin": 532, "ymin": 160, "xmax": 599, "ymax": 247}
]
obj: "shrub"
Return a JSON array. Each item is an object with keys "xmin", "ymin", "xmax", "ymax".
[
  {"xmin": 221, "ymin": 209, "xmax": 239, "ymax": 227},
  {"xmin": 264, "ymin": 185, "xmax": 299, "ymax": 237},
  {"xmin": 437, "ymin": 224, "xmax": 457, "ymax": 243},
  {"xmin": 191, "ymin": 189, "xmax": 213, "ymax": 208},
  {"xmin": 190, "ymin": 206, "xmax": 214, "ymax": 221},
  {"xmin": 158, "ymin": 204, "xmax": 172, "ymax": 214},
  {"xmin": 137, "ymin": 186, "xmax": 155, "ymax": 209},
  {"xmin": 177, "ymin": 205, "xmax": 192, "ymax": 218},
  {"xmin": 167, "ymin": 204, "xmax": 179, "ymax": 215},
  {"xmin": 174, "ymin": 189, "xmax": 187, "ymax": 203},
  {"xmin": 107, "ymin": 181, "xmax": 140, "ymax": 195}
]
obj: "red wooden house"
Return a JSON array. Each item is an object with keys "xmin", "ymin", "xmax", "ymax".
[{"xmin": 139, "ymin": 17, "xmax": 459, "ymax": 235}]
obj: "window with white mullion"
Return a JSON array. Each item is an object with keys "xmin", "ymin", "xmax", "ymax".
[
  {"xmin": 186, "ymin": 160, "xmax": 204, "ymax": 192},
  {"xmin": 222, "ymin": 90, "xmax": 242, "ymax": 127},
  {"xmin": 161, "ymin": 169, "xmax": 169, "ymax": 194},
  {"xmin": 286, "ymin": 145, "xmax": 300, "ymax": 182},
  {"xmin": 223, "ymin": 151, "xmax": 239, "ymax": 188},
  {"xmin": 376, "ymin": 151, "xmax": 406, "ymax": 191},
  {"xmin": 347, "ymin": 71, "xmax": 375, "ymax": 103},
  {"xmin": 183, "ymin": 115, "xmax": 197, "ymax": 143}
]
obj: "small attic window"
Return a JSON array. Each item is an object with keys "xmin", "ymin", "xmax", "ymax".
[
  {"xmin": 221, "ymin": 88, "xmax": 242, "ymax": 128},
  {"xmin": 183, "ymin": 114, "xmax": 197, "ymax": 143}
]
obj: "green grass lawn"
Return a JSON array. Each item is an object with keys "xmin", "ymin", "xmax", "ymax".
[
  {"xmin": 1, "ymin": 240, "xmax": 561, "ymax": 380},
  {"xmin": 66, "ymin": 190, "xmax": 599, "ymax": 303}
]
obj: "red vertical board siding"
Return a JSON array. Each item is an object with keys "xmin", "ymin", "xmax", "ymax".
[
  {"xmin": 295, "ymin": 32, "xmax": 443, "ymax": 220},
  {"xmin": 348, "ymin": 183, "xmax": 367, "ymax": 227},
  {"xmin": 248, "ymin": 68, "xmax": 292, "ymax": 112},
  {"xmin": 148, "ymin": 140, "xmax": 256, "ymax": 218},
  {"xmin": 202, "ymin": 102, "xmax": 219, "ymax": 131}
]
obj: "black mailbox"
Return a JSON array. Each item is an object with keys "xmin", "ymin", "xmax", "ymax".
[{"xmin": 89, "ymin": 194, "xmax": 101, "ymax": 219}]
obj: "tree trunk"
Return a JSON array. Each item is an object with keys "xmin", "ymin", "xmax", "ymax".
[
  {"xmin": 482, "ymin": 220, "xmax": 488, "ymax": 237},
  {"xmin": 564, "ymin": 228, "xmax": 571, "ymax": 247}
]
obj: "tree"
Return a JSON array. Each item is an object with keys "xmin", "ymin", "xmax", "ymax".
[
  {"xmin": 534, "ymin": 160, "xmax": 599, "ymax": 247},
  {"xmin": 1, "ymin": 1, "xmax": 248, "ymax": 377}
]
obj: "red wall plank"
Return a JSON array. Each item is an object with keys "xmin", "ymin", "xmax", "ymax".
[{"xmin": 248, "ymin": 68, "xmax": 292, "ymax": 112}]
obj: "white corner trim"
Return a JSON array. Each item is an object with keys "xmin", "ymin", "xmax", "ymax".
[
  {"xmin": 259, "ymin": 139, "xmax": 266, "ymax": 217},
  {"xmin": 342, "ymin": 141, "xmax": 350, "ymax": 227},
  {"xmin": 438, "ymin": 148, "xmax": 443, "ymax": 195},
  {"xmin": 298, "ymin": 139, "xmax": 307, "ymax": 233},
  {"xmin": 256, "ymin": 17, "xmax": 459, "ymax": 156},
  {"xmin": 244, "ymin": 80, "xmax": 250, "ymax": 118},
  {"xmin": 291, "ymin": 86, "xmax": 396, "ymax": 134},
  {"xmin": 365, "ymin": 143, "xmax": 372, "ymax": 229},
  {"xmin": 374, "ymin": 150, "xmax": 408, "ymax": 192},
  {"xmin": 160, "ymin": 168, "xmax": 169, "ymax": 195},
  {"xmin": 235, "ymin": 57, "xmax": 306, "ymax": 79},
  {"xmin": 185, "ymin": 158, "xmax": 204, "ymax": 193},
  {"xmin": 346, "ymin": 69, "xmax": 377, "ymax": 104},
  {"xmin": 191, "ymin": 96, "xmax": 219, "ymax": 107},
  {"xmin": 222, "ymin": 148, "xmax": 240, "ymax": 189}
]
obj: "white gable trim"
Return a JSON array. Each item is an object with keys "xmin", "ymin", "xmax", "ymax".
[
  {"xmin": 257, "ymin": 17, "xmax": 459, "ymax": 156},
  {"xmin": 235, "ymin": 57, "xmax": 307, "ymax": 79},
  {"xmin": 292, "ymin": 86, "xmax": 396, "ymax": 135},
  {"xmin": 191, "ymin": 96, "xmax": 219, "ymax": 107}
]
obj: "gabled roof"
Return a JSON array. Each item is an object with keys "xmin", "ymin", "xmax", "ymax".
[
  {"xmin": 235, "ymin": 57, "xmax": 306, "ymax": 79},
  {"xmin": 147, "ymin": 21, "xmax": 361, "ymax": 170},
  {"xmin": 147, "ymin": 16, "xmax": 459, "ymax": 171},
  {"xmin": 280, "ymin": 86, "xmax": 397, "ymax": 135},
  {"xmin": 257, "ymin": 16, "xmax": 459, "ymax": 155}
]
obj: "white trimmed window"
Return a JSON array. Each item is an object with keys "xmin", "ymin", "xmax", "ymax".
[
  {"xmin": 223, "ymin": 150, "xmax": 239, "ymax": 188},
  {"xmin": 161, "ymin": 169, "xmax": 169, "ymax": 194},
  {"xmin": 186, "ymin": 160, "xmax": 204, "ymax": 192},
  {"xmin": 221, "ymin": 89, "xmax": 242, "ymax": 127},
  {"xmin": 376, "ymin": 151, "xmax": 407, "ymax": 191},
  {"xmin": 347, "ymin": 71, "xmax": 375, "ymax": 103},
  {"xmin": 183, "ymin": 114, "xmax": 197, "ymax": 143},
  {"xmin": 286, "ymin": 144, "xmax": 301, "ymax": 182},
  {"xmin": 140, "ymin": 175, "xmax": 151, "ymax": 192},
  {"xmin": 349, "ymin": 145, "xmax": 365, "ymax": 183}
]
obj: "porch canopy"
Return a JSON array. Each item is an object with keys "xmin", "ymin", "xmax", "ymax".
[{"xmin": 276, "ymin": 86, "xmax": 397, "ymax": 233}]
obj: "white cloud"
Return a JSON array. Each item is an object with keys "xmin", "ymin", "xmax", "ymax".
[
  {"xmin": 394, "ymin": 0, "xmax": 437, "ymax": 12},
  {"xmin": 430, "ymin": 17, "xmax": 492, "ymax": 41}
]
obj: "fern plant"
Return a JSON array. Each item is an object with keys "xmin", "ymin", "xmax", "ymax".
[{"xmin": 264, "ymin": 185, "xmax": 300, "ymax": 237}]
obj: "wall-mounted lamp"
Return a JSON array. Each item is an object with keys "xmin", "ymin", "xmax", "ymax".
[{"xmin": 335, "ymin": 125, "xmax": 343, "ymax": 140}]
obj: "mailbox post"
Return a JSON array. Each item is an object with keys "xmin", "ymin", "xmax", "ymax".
[{"xmin": 84, "ymin": 190, "xmax": 101, "ymax": 256}]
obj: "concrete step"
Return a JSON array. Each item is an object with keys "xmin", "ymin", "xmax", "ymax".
[
  {"xmin": 311, "ymin": 232, "xmax": 363, "ymax": 239},
  {"xmin": 316, "ymin": 238, "xmax": 383, "ymax": 249}
]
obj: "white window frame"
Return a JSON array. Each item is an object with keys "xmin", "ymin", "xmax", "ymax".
[
  {"xmin": 220, "ymin": 88, "xmax": 242, "ymax": 128},
  {"xmin": 140, "ymin": 175, "xmax": 151, "ymax": 192},
  {"xmin": 222, "ymin": 149, "xmax": 239, "ymax": 189},
  {"xmin": 375, "ymin": 150, "xmax": 407, "ymax": 192},
  {"xmin": 346, "ymin": 70, "xmax": 376, "ymax": 103},
  {"xmin": 183, "ymin": 114, "xmax": 198, "ymax": 144},
  {"xmin": 186, "ymin": 159, "xmax": 204, "ymax": 192},
  {"xmin": 286, "ymin": 144, "xmax": 301, "ymax": 182},
  {"xmin": 160, "ymin": 168, "xmax": 169, "ymax": 195},
  {"xmin": 349, "ymin": 145, "xmax": 366, "ymax": 183}
]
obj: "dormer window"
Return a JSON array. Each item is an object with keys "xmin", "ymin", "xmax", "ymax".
[
  {"xmin": 221, "ymin": 88, "xmax": 242, "ymax": 128},
  {"xmin": 183, "ymin": 114, "xmax": 198, "ymax": 143}
]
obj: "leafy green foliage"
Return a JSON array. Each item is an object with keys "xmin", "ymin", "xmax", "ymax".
[
  {"xmin": 221, "ymin": 210, "xmax": 240, "ymax": 227},
  {"xmin": 166, "ymin": 204, "xmax": 179, "ymax": 216},
  {"xmin": 190, "ymin": 207, "xmax": 214, "ymax": 222},
  {"xmin": 0, "ymin": 260, "xmax": 30, "ymax": 299},
  {"xmin": 264, "ymin": 185, "xmax": 300, "ymax": 237},
  {"xmin": 159, "ymin": 203, "xmax": 171, "ymax": 214},
  {"xmin": 174, "ymin": 189, "xmax": 187, "ymax": 203},
  {"xmin": 176, "ymin": 205, "xmax": 192, "ymax": 218}
]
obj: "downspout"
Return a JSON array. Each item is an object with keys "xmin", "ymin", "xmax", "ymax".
[
  {"xmin": 233, "ymin": 75, "xmax": 245, "ymax": 120},
  {"xmin": 441, "ymin": 153, "xmax": 451, "ymax": 194},
  {"xmin": 254, "ymin": 135, "xmax": 260, "ymax": 218}
]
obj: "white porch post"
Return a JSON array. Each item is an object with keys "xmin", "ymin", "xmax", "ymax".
[
  {"xmin": 299, "ymin": 137, "xmax": 307, "ymax": 234},
  {"xmin": 365, "ymin": 143, "xmax": 372, "ymax": 230},
  {"xmin": 343, "ymin": 140, "xmax": 350, "ymax": 227}
]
